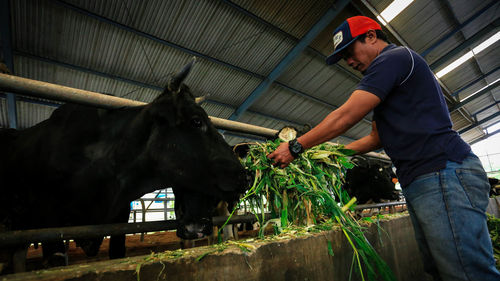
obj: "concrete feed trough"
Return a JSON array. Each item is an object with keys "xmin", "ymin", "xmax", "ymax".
[{"xmin": 1, "ymin": 215, "xmax": 433, "ymax": 281}]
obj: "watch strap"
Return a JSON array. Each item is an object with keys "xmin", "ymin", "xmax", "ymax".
[{"xmin": 288, "ymin": 138, "xmax": 303, "ymax": 158}]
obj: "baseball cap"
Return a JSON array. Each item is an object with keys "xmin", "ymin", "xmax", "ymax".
[{"xmin": 326, "ymin": 16, "xmax": 382, "ymax": 65}]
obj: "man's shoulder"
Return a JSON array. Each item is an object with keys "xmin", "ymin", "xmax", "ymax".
[
  {"xmin": 379, "ymin": 45, "xmax": 412, "ymax": 61},
  {"xmin": 366, "ymin": 45, "xmax": 412, "ymax": 73}
]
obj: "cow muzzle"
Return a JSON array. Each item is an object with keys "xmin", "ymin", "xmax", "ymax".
[{"xmin": 176, "ymin": 218, "xmax": 213, "ymax": 240}]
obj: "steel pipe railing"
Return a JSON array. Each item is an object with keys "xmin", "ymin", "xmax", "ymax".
[
  {"xmin": 137, "ymin": 198, "xmax": 173, "ymax": 201},
  {"xmin": 354, "ymin": 201, "xmax": 407, "ymax": 210},
  {"xmin": 0, "ymin": 202, "xmax": 410, "ymax": 247},
  {"xmin": 0, "ymin": 73, "xmax": 389, "ymax": 160},
  {"xmin": 131, "ymin": 208, "xmax": 175, "ymax": 212},
  {"xmin": 0, "ymin": 73, "xmax": 278, "ymax": 138},
  {"xmin": 0, "ymin": 214, "xmax": 267, "ymax": 247}
]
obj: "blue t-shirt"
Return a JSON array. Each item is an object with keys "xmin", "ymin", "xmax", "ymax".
[{"xmin": 356, "ymin": 44, "xmax": 470, "ymax": 187}]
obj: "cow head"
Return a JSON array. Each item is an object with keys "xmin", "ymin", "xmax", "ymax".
[
  {"xmin": 344, "ymin": 156, "xmax": 399, "ymax": 203},
  {"xmin": 125, "ymin": 58, "xmax": 247, "ymax": 239}
]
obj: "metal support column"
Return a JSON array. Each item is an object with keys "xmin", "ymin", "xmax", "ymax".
[{"xmin": 1, "ymin": 0, "xmax": 17, "ymax": 129}]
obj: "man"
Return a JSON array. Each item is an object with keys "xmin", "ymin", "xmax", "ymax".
[{"xmin": 268, "ymin": 16, "xmax": 499, "ymax": 281}]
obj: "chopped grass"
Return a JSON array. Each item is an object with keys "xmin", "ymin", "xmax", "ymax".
[{"xmin": 221, "ymin": 140, "xmax": 396, "ymax": 281}]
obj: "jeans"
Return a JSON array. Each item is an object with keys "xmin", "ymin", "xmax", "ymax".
[{"xmin": 402, "ymin": 153, "xmax": 500, "ymax": 281}]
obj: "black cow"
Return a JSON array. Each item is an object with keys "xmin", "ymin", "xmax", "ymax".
[
  {"xmin": 489, "ymin": 178, "xmax": 499, "ymax": 196},
  {"xmin": 0, "ymin": 60, "xmax": 247, "ymax": 272},
  {"xmin": 343, "ymin": 156, "xmax": 399, "ymax": 204}
]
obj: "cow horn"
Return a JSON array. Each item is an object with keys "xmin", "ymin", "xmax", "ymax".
[{"xmin": 168, "ymin": 57, "xmax": 197, "ymax": 93}]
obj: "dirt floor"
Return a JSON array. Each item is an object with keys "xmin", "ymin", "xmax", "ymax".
[{"xmin": 24, "ymin": 228, "xmax": 259, "ymax": 271}]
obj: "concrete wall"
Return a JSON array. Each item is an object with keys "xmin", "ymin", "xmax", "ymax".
[{"xmin": 2, "ymin": 215, "xmax": 432, "ymax": 281}]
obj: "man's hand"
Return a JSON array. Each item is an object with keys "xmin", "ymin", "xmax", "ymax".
[{"xmin": 267, "ymin": 142, "xmax": 295, "ymax": 168}]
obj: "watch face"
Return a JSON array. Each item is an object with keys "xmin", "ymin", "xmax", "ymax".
[{"xmin": 291, "ymin": 141, "xmax": 302, "ymax": 154}]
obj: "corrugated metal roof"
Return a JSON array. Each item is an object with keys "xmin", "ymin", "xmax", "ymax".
[
  {"xmin": 16, "ymin": 100, "xmax": 54, "ymax": 129},
  {"xmin": 461, "ymin": 127, "xmax": 485, "ymax": 140},
  {"xmin": 0, "ymin": 0, "xmax": 498, "ymax": 147}
]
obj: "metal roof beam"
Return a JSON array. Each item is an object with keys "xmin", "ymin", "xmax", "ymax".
[
  {"xmin": 452, "ymin": 66, "xmax": 500, "ymax": 97},
  {"xmin": 430, "ymin": 18, "xmax": 500, "ymax": 70},
  {"xmin": 420, "ymin": 1, "xmax": 498, "ymax": 57},
  {"xmin": 228, "ymin": 0, "xmax": 351, "ymax": 120},
  {"xmin": 221, "ymin": 2, "xmax": 373, "ymax": 124},
  {"xmin": 458, "ymin": 111, "xmax": 500, "ymax": 135},
  {"xmin": 472, "ymin": 101, "xmax": 500, "ymax": 118},
  {"xmin": 0, "ymin": 0, "xmax": 17, "ymax": 129},
  {"xmin": 221, "ymin": 0, "xmax": 361, "ymax": 82},
  {"xmin": 450, "ymin": 79, "xmax": 500, "ymax": 113},
  {"xmin": 0, "ymin": 92, "xmax": 61, "ymax": 108},
  {"xmin": 470, "ymin": 128, "xmax": 500, "ymax": 145},
  {"xmin": 16, "ymin": 52, "xmax": 165, "ymax": 92}
]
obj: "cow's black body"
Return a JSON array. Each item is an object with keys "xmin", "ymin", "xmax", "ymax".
[
  {"xmin": 343, "ymin": 156, "xmax": 399, "ymax": 204},
  {"xmin": 0, "ymin": 61, "xmax": 247, "ymax": 270},
  {"xmin": 489, "ymin": 178, "xmax": 499, "ymax": 196}
]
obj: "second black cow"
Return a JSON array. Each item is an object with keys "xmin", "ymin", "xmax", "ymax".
[{"xmin": 343, "ymin": 156, "xmax": 400, "ymax": 204}]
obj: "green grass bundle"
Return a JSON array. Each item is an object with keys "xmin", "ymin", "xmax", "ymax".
[{"xmin": 222, "ymin": 140, "xmax": 396, "ymax": 281}]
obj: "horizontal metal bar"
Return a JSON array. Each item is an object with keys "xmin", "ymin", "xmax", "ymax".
[
  {"xmin": 0, "ymin": 73, "xmax": 389, "ymax": 160},
  {"xmin": 354, "ymin": 201, "xmax": 406, "ymax": 210},
  {"xmin": 452, "ymin": 66, "xmax": 500, "ymax": 97},
  {"xmin": 0, "ymin": 221, "xmax": 177, "ymax": 247},
  {"xmin": 450, "ymin": 80, "xmax": 500, "ymax": 113},
  {"xmin": 458, "ymin": 111, "xmax": 500, "ymax": 135},
  {"xmin": 131, "ymin": 208, "xmax": 175, "ymax": 212},
  {"xmin": 470, "ymin": 128, "xmax": 500, "ymax": 145},
  {"xmin": 137, "ymin": 198, "xmax": 174, "ymax": 202},
  {"xmin": 472, "ymin": 101, "xmax": 500, "ymax": 117},
  {"xmin": 430, "ymin": 18, "xmax": 500, "ymax": 71},
  {"xmin": 0, "ymin": 73, "xmax": 278, "ymax": 138},
  {"xmin": 0, "ymin": 214, "xmax": 267, "ymax": 247},
  {"xmin": 0, "ymin": 73, "xmax": 145, "ymax": 108}
]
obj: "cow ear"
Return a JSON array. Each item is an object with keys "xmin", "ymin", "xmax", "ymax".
[
  {"xmin": 195, "ymin": 95, "xmax": 208, "ymax": 104},
  {"xmin": 167, "ymin": 57, "xmax": 197, "ymax": 93}
]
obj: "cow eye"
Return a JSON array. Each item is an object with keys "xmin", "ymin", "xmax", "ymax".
[{"xmin": 191, "ymin": 117, "xmax": 203, "ymax": 128}]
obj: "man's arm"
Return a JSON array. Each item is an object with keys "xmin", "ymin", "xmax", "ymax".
[
  {"xmin": 345, "ymin": 121, "xmax": 382, "ymax": 154},
  {"xmin": 268, "ymin": 90, "xmax": 381, "ymax": 167}
]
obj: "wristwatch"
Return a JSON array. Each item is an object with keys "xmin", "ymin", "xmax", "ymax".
[{"xmin": 288, "ymin": 138, "xmax": 304, "ymax": 158}]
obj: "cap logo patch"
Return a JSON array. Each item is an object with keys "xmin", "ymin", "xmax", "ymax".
[{"xmin": 333, "ymin": 31, "xmax": 343, "ymax": 50}]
